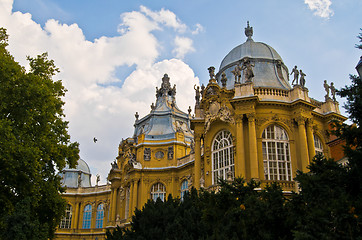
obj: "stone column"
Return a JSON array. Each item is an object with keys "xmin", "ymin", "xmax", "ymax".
[
  {"xmin": 247, "ymin": 113, "xmax": 258, "ymax": 179},
  {"xmin": 132, "ymin": 179, "xmax": 139, "ymax": 212},
  {"xmin": 306, "ymin": 119, "xmax": 316, "ymax": 162},
  {"xmin": 235, "ymin": 116, "xmax": 246, "ymax": 178},
  {"xmin": 296, "ymin": 117, "xmax": 310, "ymax": 172},
  {"xmin": 194, "ymin": 133, "xmax": 201, "ymax": 189}
]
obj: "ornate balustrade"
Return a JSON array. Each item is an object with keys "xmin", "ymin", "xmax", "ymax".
[
  {"xmin": 261, "ymin": 180, "xmax": 296, "ymax": 192},
  {"xmin": 254, "ymin": 87, "xmax": 289, "ymax": 97}
]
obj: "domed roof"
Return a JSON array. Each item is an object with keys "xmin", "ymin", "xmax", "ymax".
[
  {"xmin": 64, "ymin": 158, "xmax": 91, "ymax": 174},
  {"xmin": 219, "ymin": 40, "xmax": 283, "ymax": 71},
  {"xmin": 217, "ymin": 22, "xmax": 291, "ymax": 91}
]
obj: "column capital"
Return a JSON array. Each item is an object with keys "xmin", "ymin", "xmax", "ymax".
[
  {"xmin": 295, "ymin": 116, "xmax": 307, "ymax": 125},
  {"xmin": 194, "ymin": 133, "xmax": 202, "ymax": 140},
  {"xmin": 246, "ymin": 112, "xmax": 256, "ymax": 122}
]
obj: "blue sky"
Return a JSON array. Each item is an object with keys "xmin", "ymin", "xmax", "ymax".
[{"xmin": 1, "ymin": 0, "xmax": 361, "ymax": 184}]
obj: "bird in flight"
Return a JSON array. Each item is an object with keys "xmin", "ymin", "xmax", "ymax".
[{"xmin": 93, "ymin": 137, "xmax": 98, "ymax": 143}]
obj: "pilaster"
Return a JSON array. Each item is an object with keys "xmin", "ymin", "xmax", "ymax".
[
  {"xmin": 235, "ymin": 116, "xmax": 245, "ymax": 178},
  {"xmin": 194, "ymin": 133, "xmax": 202, "ymax": 189},
  {"xmin": 247, "ymin": 113, "xmax": 258, "ymax": 179}
]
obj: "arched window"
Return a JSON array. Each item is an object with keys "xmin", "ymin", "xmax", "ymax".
[
  {"xmin": 95, "ymin": 204, "xmax": 104, "ymax": 228},
  {"xmin": 314, "ymin": 134, "xmax": 324, "ymax": 155},
  {"xmin": 262, "ymin": 125, "xmax": 292, "ymax": 181},
  {"xmin": 59, "ymin": 204, "xmax": 72, "ymax": 229},
  {"xmin": 82, "ymin": 204, "xmax": 92, "ymax": 229},
  {"xmin": 180, "ymin": 180, "xmax": 188, "ymax": 200},
  {"xmin": 212, "ymin": 130, "xmax": 234, "ymax": 184},
  {"xmin": 151, "ymin": 183, "xmax": 166, "ymax": 202}
]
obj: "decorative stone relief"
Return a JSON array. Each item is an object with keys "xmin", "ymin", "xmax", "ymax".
[
  {"xmin": 155, "ymin": 151, "xmax": 164, "ymax": 160},
  {"xmin": 144, "ymin": 148, "xmax": 151, "ymax": 161},
  {"xmin": 168, "ymin": 146, "xmax": 174, "ymax": 160},
  {"xmin": 204, "ymin": 103, "xmax": 235, "ymax": 134}
]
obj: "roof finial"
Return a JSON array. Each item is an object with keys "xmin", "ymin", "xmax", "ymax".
[{"xmin": 245, "ymin": 21, "xmax": 253, "ymax": 41}]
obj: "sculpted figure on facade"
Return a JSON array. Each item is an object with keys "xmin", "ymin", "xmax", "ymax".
[
  {"xmin": 299, "ymin": 69, "xmax": 306, "ymax": 87},
  {"xmin": 290, "ymin": 65, "xmax": 299, "ymax": 85},
  {"xmin": 330, "ymin": 82, "xmax": 336, "ymax": 102},
  {"xmin": 194, "ymin": 84, "xmax": 201, "ymax": 106},
  {"xmin": 221, "ymin": 71, "xmax": 227, "ymax": 87},
  {"xmin": 168, "ymin": 146, "xmax": 174, "ymax": 160},
  {"xmin": 208, "ymin": 66, "xmax": 215, "ymax": 80},
  {"xmin": 324, "ymin": 80, "xmax": 330, "ymax": 100},
  {"xmin": 232, "ymin": 64, "xmax": 242, "ymax": 83},
  {"xmin": 77, "ymin": 172, "xmax": 82, "ymax": 187},
  {"xmin": 111, "ymin": 160, "xmax": 118, "ymax": 169},
  {"xmin": 201, "ymin": 84, "xmax": 205, "ymax": 96},
  {"xmin": 241, "ymin": 58, "xmax": 255, "ymax": 83}
]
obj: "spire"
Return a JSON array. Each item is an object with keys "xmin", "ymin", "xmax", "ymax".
[{"xmin": 244, "ymin": 21, "xmax": 253, "ymax": 41}]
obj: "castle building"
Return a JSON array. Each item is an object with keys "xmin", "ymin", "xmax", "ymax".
[{"xmin": 55, "ymin": 23, "xmax": 346, "ymax": 240}]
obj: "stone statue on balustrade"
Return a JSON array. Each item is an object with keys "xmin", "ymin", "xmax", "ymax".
[
  {"xmin": 241, "ymin": 58, "xmax": 255, "ymax": 83},
  {"xmin": 330, "ymin": 82, "xmax": 336, "ymax": 102},
  {"xmin": 299, "ymin": 69, "xmax": 306, "ymax": 87},
  {"xmin": 324, "ymin": 80, "xmax": 330, "ymax": 101},
  {"xmin": 290, "ymin": 66, "xmax": 299, "ymax": 85}
]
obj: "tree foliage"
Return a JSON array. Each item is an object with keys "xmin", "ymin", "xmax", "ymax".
[{"xmin": 0, "ymin": 28, "xmax": 79, "ymax": 239}]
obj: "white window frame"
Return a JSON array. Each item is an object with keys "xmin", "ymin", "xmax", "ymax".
[
  {"xmin": 151, "ymin": 183, "xmax": 166, "ymax": 202},
  {"xmin": 314, "ymin": 134, "xmax": 324, "ymax": 155},
  {"xmin": 262, "ymin": 125, "xmax": 292, "ymax": 181},
  {"xmin": 212, "ymin": 130, "xmax": 235, "ymax": 184},
  {"xmin": 59, "ymin": 204, "xmax": 72, "ymax": 229}
]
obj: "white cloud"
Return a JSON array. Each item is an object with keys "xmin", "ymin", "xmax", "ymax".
[
  {"xmin": 140, "ymin": 5, "xmax": 187, "ymax": 33},
  {"xmin": 173, "ymin": 36, "xmax": 195, "ymax": 59},
  {"xmin": 0, "ymin": 1, "xmax": 200, "ymax": 184},
  {"xmin": 304, "ymin": 0, "xmax": 334, "ymax": 18},
  {"xmin": 192, "ymin": 23, "xmax": 204, "ymax": 35}
]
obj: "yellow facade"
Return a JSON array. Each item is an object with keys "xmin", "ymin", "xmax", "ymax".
[{"xmin": 55, "ymin": 24, "xmax": 346, "ymax": 239}]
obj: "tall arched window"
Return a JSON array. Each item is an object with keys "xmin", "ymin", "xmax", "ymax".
[
  {"xmin": 262, "ymin": 125, "xmax": 292, "ymax": 181},
  {"xmin": 212, "ymin": 130, "xmax": 234, "ymax": 184},
  {"xmin": 59, "ymin": 204, "xmax": 72, "ymax": 229},
  {"xmin": 151, "ymin": 183, "xmax": 166, "ymax": 202},
  {"xmin": 82, "ymin": 204, "xmax": 92, "ymax": 229},
  {"xmin": 180, "ymin": 180, "xmax": 188, "ymax": 200},
  {"xmin": 95, "ymin": 203, "xmax": 104, "ymax": 228},
  {"xmin": 314, "ymin": 134, "xmax": 324, "ymax": 155}
]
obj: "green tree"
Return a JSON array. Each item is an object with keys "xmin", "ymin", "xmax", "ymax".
[{"xmin": 0, "ymin": 28, "xmax": 79, "ymax": 239}]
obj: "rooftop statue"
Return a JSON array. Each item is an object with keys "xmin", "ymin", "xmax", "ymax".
[
  {"xmin": 324, "ymin": 80, "xmax": 330, "ymax": 100},
  {"xmin": 330, "ymin": 82, "xmax": 336, "ymax": 102},
  {"xmin": 208, "ymin": 66, "xmax": 216, "ymax": 83},
  {"xmin": 290, "ymin": 66, "xmax": 299, "ymax": 85},
  {"xmin": 299, "ymin": 69, "xmax": 306, "ymax": 87},
  {"xmin": 231, "ymin": 64, "xmax": 242, "ymax": 83},
  {"xmin": 242, "ymin": 58, "xmax": 255, "ymax": 83},
  {"xmin": 194, "ymin": 84, "xmax": 201, "ymax": 106}
]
